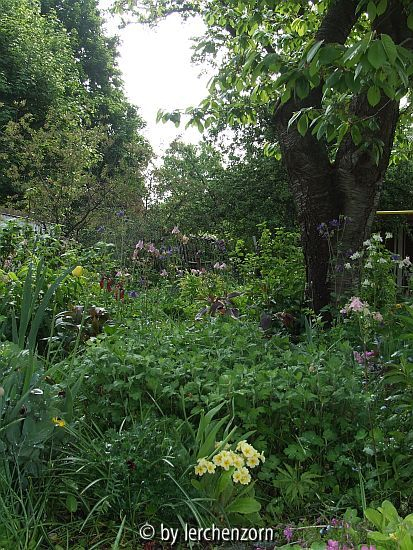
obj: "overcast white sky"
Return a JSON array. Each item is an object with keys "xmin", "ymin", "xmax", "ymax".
[{"xmin": 100, "ymin": 3, "xmax": 209, "ymax": 153}]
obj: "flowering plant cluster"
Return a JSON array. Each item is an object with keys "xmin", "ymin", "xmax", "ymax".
[
  {"xmin": 345, "ymin": 233, "xmax": 411, "ymax": 310},
  {"xmin": 194, "ymin": 440, "xmax": 265, "ymax": 485}
]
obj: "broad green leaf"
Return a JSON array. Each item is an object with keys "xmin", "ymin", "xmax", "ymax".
[
  {"xmin": 367, "ymin": 85, "xmax": 381, "ymax": 107},
  {"xmin": 408, "ymin": 14, "xmax": 413, "ymax": 31},
  {"xmin": 367, "ymin": 1, "xmax": 376, "ymax": 20},
  {"xmin": 65, "ymin": 494, "xmax": 78, "ymax": 513},
  {"xmin": 351, "ymin": 125, "xmax": 362, "ymax": 145},
  {"xmin": 376, "ymin": 0, "xmax": 387, "ymax": 16},
  {"xmin": 295, "ymin": 77, "xmax": 309, "ymax": 99},
  {"xmin": 367, "ymin": 40, "xmax": 387, "ymax": 69},
  {"xmin": 365, "ymin": 508, "xmax": 383, "ymax": 530},
  {"xmin": 318, "ymin": 45, "xmax": 341, "ymax": 65},
  {"xmin": 297, "ymin": 114, "xmax": 308, "ymax": 137},
  {"xmin": 226, "ymin": 496, "xmax": 261, "ymax": 514}
]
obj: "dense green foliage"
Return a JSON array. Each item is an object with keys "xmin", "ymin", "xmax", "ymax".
[
  {"xmin": 0, "ymin": 0, "xmax": 151, "ymax": 237},
  {"xmin": 1, "ymin": 221, "xmax": 412, "ymax": 548}
]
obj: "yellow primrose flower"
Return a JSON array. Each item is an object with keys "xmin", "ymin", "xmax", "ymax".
[
  {"xmin": 236, "ymin": 440, "xmax": 247, "ymax": 451},
  {"xmin": 220, "ymin": 451, "xmax": 234, "ymax": 471},
  {"xmin": 233, "ymin": 467, "xmax": 251, "ymax": 485},
  {"xmin": 72, "ymin": 266, "xmax": 83, "ymax": 277},
  {"xmin": 206, "ymin": 461, "xmax": 216, "ymax": 474},
  {"xmin": 194, "ymin": 464, "xmax": 207, "ymax": 476},
  {"xmin": 239, "ymin": 442, "xmax": 256, "ymax": 458},
  {"xmin": 246, "ymin": 454, "xmax": 260, "ymax": 468},
  {"xmin": 213, "ymin": 452, "xmax": 224, "ymax": 466},
  {"xmin": 52, "ymin": 417, "xmax": 65, "ymax": 428},
  {"xmin": 231, "ymin": 451, "xmax": 245, "ymax": 469}
]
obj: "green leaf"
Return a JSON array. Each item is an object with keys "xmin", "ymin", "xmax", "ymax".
[
  {"xmin": 318, "ymin": 45, "xmax": 341, "ymax": 65},
  {"xmin": 376, "ymin": 0, "xmax": 387, "ymax": 16},
  {"xmin": 306, "ymin": 40, "xmax": 324, "ymax": 63},
  {"xmin": 226, "ymin": 497, "xmax": 261, "ymax": 514},
  {"xmin": 65, "ymin": 494, "xmax": 78, "ymax": 513},
  {"xmin": 381, "ymin": 34, "xmax": 397, "ymax": 64},
  {"xmin": 407, "ymin": 14, "xmax": 413, "ymax": 31},
  {"xmin": 295, "ymin": 78, "xmax": 309, "ymax": 99},
  {"xmin": 367, "ymin": 85, "xmax": 381, "ymax": 107},
  {"xmin": 297, "ymin": 114, "xmax": 309, "ymax": 137},
  {"xmin": 351, "ymin": 125, "xmax": 362, "ymax": 145},
  {"xmin": 367, "ymin": 1, "xmax": 376, "ymax": 20},
  {"xmin": 367, "ymin": 40, "xmax": 387, "ymax": 69},
  {"xmin": 365, "ymin": 508, "xmax": 383, "ymax": 530}
]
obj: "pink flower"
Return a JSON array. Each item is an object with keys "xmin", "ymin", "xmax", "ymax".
[
  {"xmin": 283, "ymin": 527, "xmax": 293, "ymax": 542},
  {"xmin": 373, "ymin": 312, "xmax": 383, "ymax": 322},
  {"xmin": 348, "ymin": 296, "xmax": 365, "ymax": 312},
  {"xmin": 191, "ymin": 269, "xmax": 199, "ymax": 275},
  {"xmin": 327, "ymin": 541, "xmax": 339, "ymax": 550},
  {"xmin": 171, "ymin": 226, "xmax": 180, "ymax": 235},
  {"xmin": 147, "ymin": 243, "xmax": 156, "ymax": 253},
  {"xmin": 353, "ymin": 350, "xmax": 376, "ymax": 364},
  {"xmin": 213, "ymin": 262, "xmax": 220, "ymax": 270},
  {"xmin": 160, "ymin": 269, "xmax": 168, "ymax": 277},
  {"xmin": 361, "ymin": 546, "xmax": 376, "ymax": 550}
]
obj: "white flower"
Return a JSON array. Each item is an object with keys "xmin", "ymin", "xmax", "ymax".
[
  {"xmin": 399, "ymin": 256, "xmax": 412, "ymax": 268},
  {"xmin": 385, "ymin": 232, "xmax": 393, "ymax": 240},
  {"xmin": 344, "ymin": 263, "xmax": 351, "ymax": 270},
  {"xmin": 363, "ymin": 240, "xmax": 371, "ymax": 247},
  {"xmin": 350, "ymin": 251, "xmax": 362, "ymax": 260},
  {"xmin": 378, "ymin": 257, "xmax": 387, "ymax": 264},
  {"xmin": 371, "ymin": 234, "xmax": 383, "ymax": 242},
  {"xmin": 365, "ymin": 262, "xmax": 373, "ymax": 269},
  {"xmin": 362, "ymin": 279, "xmax": 371, "ymax": 287}
]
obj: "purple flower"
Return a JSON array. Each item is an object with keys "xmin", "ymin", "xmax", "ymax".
[
  {"xmin": 327, "ymin": 541, "xmax": 339, "ymax": 550},
  {"xmin": 317, "ymin": 222, "xmax": 328, "ymax": 235},
  {"xmin": 329, "ymin": 219, "xmax": 340, "ymax": 229},
  {"xmin": 96, "ymin": 226, "xmax": 105, "ymax": 233},
  {"xmin": 128, "ymin": 290, "xmax": 138, "ymax": 298},
  {"xmin": 116, "ymin": 210, "xmax": 125, "ymax": 217},
  {"xmin": 361, "ymin": 546, "xmax": 376, "ymax": 550},
  {"xmin": 283, "ymin": 527, "xmax": 293, "ymax": 542},
  {"xmin": 391, "ymin": 254, "xmax": 401, "ymax": 261}
]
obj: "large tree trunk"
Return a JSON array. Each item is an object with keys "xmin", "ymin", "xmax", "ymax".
[{"xmin": 273, "ymin": 0, "xmax": 407, "ymax": 313}]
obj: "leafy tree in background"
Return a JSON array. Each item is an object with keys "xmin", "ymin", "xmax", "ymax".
[
  {"xmin": 116, "ymin": 0, "xmax": 413, "ymax": 311},
  {"xmin": 152, "ymin": 139, "xmax": 295, "ymax": 242},
  {"xmin": 0, "ymin": 0, "xmax": 152, "ymax": 234},
  {"xmin": 0, "ymin": 0, "xmax": 84, "ymax": 199}
]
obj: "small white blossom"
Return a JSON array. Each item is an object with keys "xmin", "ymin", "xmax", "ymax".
[
  {"xmin": 371, "ymin": 234, "xmax": 383, "ymax": 242},
  {"xmin": 399, "ymin": 256, "xmax": 412, "ymax": 268},
  {"xmin": 362, "ymin": 279, "xmax": 371, "ymax": 287},
  {"xmin": 363, "ymin": 240, "xmax": 371, "ymax": 247},
  {"xmin": 344, "ymin": 263, "xmax": 351, "ymax": 270},
  {"xmin": 365, "ymin": 262, "xmax": 373, "ymax": 269},
  {"xmin": 378, "ymin": 257, "xmax": 387, "ymax": 264},
  {"xmin": 350, "ymin": 251, "xmax": 362, "ymax": 260},
  {"xmin": 385, "ymin": 232, "xmax": 393, "ymax": 240}
]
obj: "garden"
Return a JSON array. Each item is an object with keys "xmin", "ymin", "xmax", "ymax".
[
  {"xmin": 0, "ymin": 220, "xmax": 412, "ymax": 549},
  {"xmin": 2, "ymin": 0, "xmax": 413, "ymax": 548}
]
